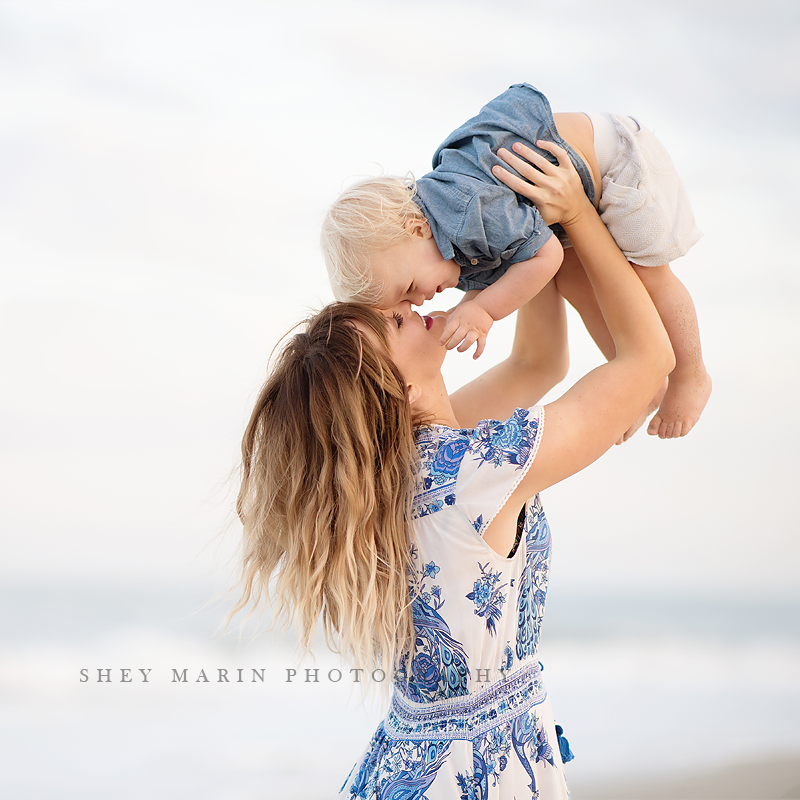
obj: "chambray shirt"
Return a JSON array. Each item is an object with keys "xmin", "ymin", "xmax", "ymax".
[{"xmin": 415, "ymin": 83, "xmax": 595, "ymax": 292}]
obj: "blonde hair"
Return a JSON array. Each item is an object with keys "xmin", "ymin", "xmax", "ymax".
[
  {"xmin": 320, "ymin": 175, "xmax": 428, "ymax": 303},
  {"xmin": 231, "ymin": 302, "xmax": 420, "ymax": 676}
]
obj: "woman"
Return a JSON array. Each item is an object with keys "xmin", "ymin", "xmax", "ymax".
[{"xmin": 232, "ymin": 142, "xmax": 674, "ymax": 798}]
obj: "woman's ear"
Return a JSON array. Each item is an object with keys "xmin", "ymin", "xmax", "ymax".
[{"xmin": 406, "ymin": 382, "xmax": 423, "ymax": 406}]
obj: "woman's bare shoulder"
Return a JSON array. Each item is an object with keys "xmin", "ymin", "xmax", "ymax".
[{"xmin": 553, "ymin": 111, "xmax": 600, "ymax": 206}]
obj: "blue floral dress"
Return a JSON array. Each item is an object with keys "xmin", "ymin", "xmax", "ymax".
[{"xmin": 340, "ymin": 407, "xmax": 572, "ymax": 800}]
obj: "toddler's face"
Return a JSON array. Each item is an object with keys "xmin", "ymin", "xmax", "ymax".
[{"xmin": 369, "ymin": 222, "xmax": 460, "ymax": 309}]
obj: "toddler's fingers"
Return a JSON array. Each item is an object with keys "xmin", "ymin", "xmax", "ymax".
[
  {"xmin": 472, "ymin": 335, "xmax": 486, "ymax": 360},
  {"xmin": 438, "ymin": 317, "xmax": 460, "ymax": 347},
  {"xmin": 456, "ymin": 329, "xmax": 478, "ymax": 353},
  {"xmin": 444, "ymin": 323, "xmax": 470, "ymax": 351}
]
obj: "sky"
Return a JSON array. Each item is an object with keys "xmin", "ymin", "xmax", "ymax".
[{"xmin": 1, "ymin": 0, "xmax": 799, "ymax": 602}]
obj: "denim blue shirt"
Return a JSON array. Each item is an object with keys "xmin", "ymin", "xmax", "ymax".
[{"xmin": 415, "ymin": 83, "xmax": 595, "ymax": 292}]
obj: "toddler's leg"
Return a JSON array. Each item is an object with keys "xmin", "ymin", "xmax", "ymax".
[
  {"xmin": 556, "ymin": 247, "xmax": 615, "ymax": 360},
  {"xmin": 631, "ymin": 263, "xmax": 712, "ymax": 438},
  {"xmin": 556, "ymin": 248, "xmax": 666, "ymax": 443}
]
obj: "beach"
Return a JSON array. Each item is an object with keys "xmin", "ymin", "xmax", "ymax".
[{"xmin": 572, "ymin": 757, "xmax": 800, "ymax": 799}]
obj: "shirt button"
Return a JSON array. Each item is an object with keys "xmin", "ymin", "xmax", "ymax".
[{"xmin": 470, "ymin": 258, "xmax": 479, "ymax": 265}]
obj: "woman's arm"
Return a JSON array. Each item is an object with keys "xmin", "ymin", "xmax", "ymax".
[
  {"xmin": 449, "ymin": 276, "xmax": 569, "ymax": 426},
  {"xmin": 495, "ymin": 141, "xmax": 674, "ymax": 498}
]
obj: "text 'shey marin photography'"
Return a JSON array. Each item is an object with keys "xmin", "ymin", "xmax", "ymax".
[{"xmin": 78, "ymin": 667, "xmax": 516, "ymax": 684}]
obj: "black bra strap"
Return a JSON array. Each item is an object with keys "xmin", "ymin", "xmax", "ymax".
[{"xmin": 507, "ymin": 505, "xmax": 526, "ymax": 558}]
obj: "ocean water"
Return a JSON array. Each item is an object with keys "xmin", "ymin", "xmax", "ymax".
[{"xmin": 2, "ymin": 581, "xmax": 799, "ymax": 798}]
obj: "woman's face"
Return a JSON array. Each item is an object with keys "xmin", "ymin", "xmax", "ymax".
[{"xmin": 375, "ymin": 301, "xmax": 449, "ymax": 389}]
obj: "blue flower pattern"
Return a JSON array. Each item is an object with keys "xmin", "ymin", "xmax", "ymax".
[
  {"xmin": 455, "ymin": 724, "xmax": 514, "ymax": 795},
  {"xmin": 413, "ymin": 428, "xmax": 470, "ymax": 521},
  {"xmin": 469, "ymin": 408, "xmax": 537, "ymax": 470},
  {"xmin": 423, "ymin": 561, "xmax": 440, "ymax": 579},
  {"xmin": 466, "ymin": 563, "xmax": 507, "ymax": 636},
  {"xmin": 341, "ymin": 408, "xmax": 569, "ymax": 799}
]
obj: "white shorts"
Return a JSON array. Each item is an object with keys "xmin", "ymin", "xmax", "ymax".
[{"xmin": 579, "ymin": 111, "xmax": 702, "ymax": 267}]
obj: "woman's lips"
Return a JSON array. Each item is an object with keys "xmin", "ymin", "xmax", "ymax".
[{"xmin": 423, "ymin": 315, "xmax": 433, "ymax": 330}]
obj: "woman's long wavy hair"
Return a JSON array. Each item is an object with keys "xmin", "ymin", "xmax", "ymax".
[{"xmin": 231, "ymin": 302, "xmax": 420, "ymax": 675}]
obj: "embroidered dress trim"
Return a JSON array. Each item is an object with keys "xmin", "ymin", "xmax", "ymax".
[{"xmin": 386, "ymin": 660, "xmax": 545, "ymax": 741}]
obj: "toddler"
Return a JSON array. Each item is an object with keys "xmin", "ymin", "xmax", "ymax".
[{"xmin": 321, "ymin": 83, "xmax": 711, "ymax": 439}]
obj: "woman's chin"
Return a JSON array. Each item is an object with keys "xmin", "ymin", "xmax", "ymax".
[{"xmin": 427, "ymin": 313, "xmax": 449, "ymax": 340}]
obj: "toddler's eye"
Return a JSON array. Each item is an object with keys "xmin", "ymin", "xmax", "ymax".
[{"xmin": 392, "ymin": 312, "xmax": 404, "ymax": 329}]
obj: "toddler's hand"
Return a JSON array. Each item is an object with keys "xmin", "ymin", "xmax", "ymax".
[{"xmin": 439, "ymin": 300, "xmax": 494, "ymax": 359}]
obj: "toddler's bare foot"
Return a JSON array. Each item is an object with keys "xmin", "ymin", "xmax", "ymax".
[
  {"xmin": 616, "ymin": 379, "xmax": 667, "ymax": 445},
  {"xmin": 647, "ymin": 370, "xmax": 712, "ymax": 439}
]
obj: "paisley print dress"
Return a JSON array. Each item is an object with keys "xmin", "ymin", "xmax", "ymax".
[{"xmin": 340, "ymin": 407, "xmax": 572, "ymax": 800}]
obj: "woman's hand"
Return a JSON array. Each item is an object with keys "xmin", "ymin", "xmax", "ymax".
[{"xmin": 492, "ymin": 140, "xmax": 593, "ymax": 228}]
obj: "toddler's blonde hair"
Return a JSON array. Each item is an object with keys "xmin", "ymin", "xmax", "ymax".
[{"xmin": 321, "ymin": 175, "xmax": 428, "ymax": 303}]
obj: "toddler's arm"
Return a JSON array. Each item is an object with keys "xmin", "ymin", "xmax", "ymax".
[{"xmin": 439, "ymin": 235, "xmax": 563, "ymax": 358}]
